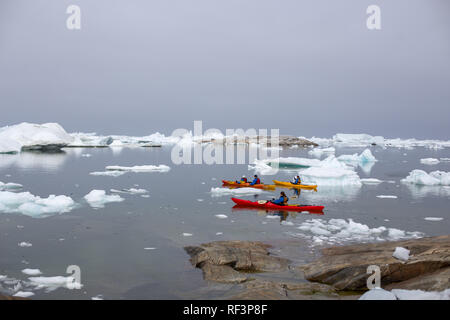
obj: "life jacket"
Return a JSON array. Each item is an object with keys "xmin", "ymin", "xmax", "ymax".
[
  {"xmin": 241, "ymin": 177, "xmax": 248, "ymax": 183},
  {"xmin": 294, "ymin": 177, "xmax": 301, "ymax": 184},
  {"xmin": 255, "ymin": 178, "xmax": 261, "ymax": 184},
  {"xmin": 282, "ymin": 195, "xmax": 289, "ymax": 204}
]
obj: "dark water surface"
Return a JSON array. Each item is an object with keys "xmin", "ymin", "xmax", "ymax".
[{"xmin": 0, "ymin": 145, "xmax": 449, "ymax": 299}]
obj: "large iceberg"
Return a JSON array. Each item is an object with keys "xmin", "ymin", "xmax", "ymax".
[
  {"xmin": 401, "ymin": 170, "xmax": 450, "ymax": 186},
  {"xmin": 0, "ymin": 191, "xmax": 76, "ymax": 218},
  {"xmin": 299, "ymin": 156, "xmax": 362, "ymax": 186},
  {"xmin": 0, "ymin": 123, "xmax": 74, "ymax": 153}
]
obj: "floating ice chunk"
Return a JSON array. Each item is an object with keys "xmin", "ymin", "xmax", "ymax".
[
  {"xmin": 144, "ymin": 247, "xmax": 156, "ymax": 250},
  {"xmin": 22, "ymin": 269, "xmax": 42, "ymax": 276},
  {"xmin": 308, "ymin": 147, "xmax": 335, "ymax": 158},
  {"xmin": 84, "ymin": 190, "xmax": 124, "ymax": 208},
  {"xmin": 18, "ymin": 242, "xmax": 32, "ymax": 247},
  {"xmin": 440, "ymin": 158, "xmax": 450, "ymax": 162},
  {"xmin": 402, "ymin": 170, "xmax": 450, "ymax": 186},
  {"xmin": 376, "ymin": 195, "xmax": 397, "ymax": 199},
  {"xmin": 91, "ymin": 295, "xmax": 104, "ymax": 300},
  {"xmin": 182, "ymin": 233, "xmax": 193, "ymax": 237},
  {"xmin": 81, "ymin": 153, "xmax": 92, "ymax": 158},
  {"xmin": 28, "ymin": 276, "xmax": 82, "ymax": 291},
  {"xmin": 295, "ymin": 218, "xmax": 422, "ymax": 245},
  {"xmin": 361, "ymin": 178, "xmax": 383, "ymax": 184},
  {"xmin": 300, "ymin": 157, "xmax": 362, "ymax": 186},
  {"xmin": 281, "ymin": 221, "xmax": 294, "ymax": 226},
  {"xmin": 393, "ymin": 247, "xmax": 410, "ymax": 261},
  {"xmin": 0, "ymin": 181, "xmax": 23, "ymax": 191},
  {"xmin": 0, "ymin": 122, "xmax": 74, "ymax": 153},
  {"xmin": 424, "ymin": 217, "xmax": 443, "ymax": 221},
  {"xmin": 333, "ymin": 134, "xmax": 385, "ymax": 147},
  {"xmin": 337, "ymin": 149, "xmax": 377, "ymax": 163},
  {"xmin": 110, "ymin": 188, "xmax": 148, "ymax": 195},
  {"xmin": 105, "ymin": 165, "xmax": 170, "ymax": 173},
  {"xmin": 0, "ymin": 191, "xmax": 75, "ymax": 218},
  {"xmin": 420, "ymin": 158, "xmax": 440, "ymax": 165},
  {"xmin": 210, "ymin": 187, "xmax": 264, "ymax": 197},
  {"xmin": 359, "ymin": 288, "xmax": 397, "ymax": 300},
  {"xmin": 391, "ymin": 289, "xmax": 450, "ymax": 300},
  {"xmin": 13, "ymin": 291, "xmax": 35, "ymax": 298},
  {"xmin": 90, "ymin": 171, "xmax": 125, "ymax": 177},
  {"xmin": 215, "ymin": 214, "xmax": 228, "ymax": 219}
]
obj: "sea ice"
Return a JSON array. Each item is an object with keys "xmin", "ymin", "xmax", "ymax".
[
  {"xmin": 0, "ymin": 191, "xmax": 75, "ymax": 218},
  {"xmin": 420, "ymin": 158, "xmax": 440, "ymax": 165},
  {"xmin": 376, "ymin": 195, "xmax": 398, "ymax": 199},
  {"xmin": 13, "ymin": 291, "xmax": 35, "ymax": 298},
  {"xmin": 210, "ymin": 187, "xmax": 264, "ymax": 197},
  {"xmin": 84, "ymin": 190, "xmax": 124, "ymax": 208},
  {"xmin": 360, "ymin": 178, "xmax": 383, "ymax": 184},
  {"xmin": 105, "ymin": 165, "xmax": 170, "ymax": 173},
  {"xmin": 18, "ymin": 242, "xmax": 32, "ymax": 247},
  {"xmin": 308, "ymin": 147, "xmax": 335, "ymax": 158},
  {"xmin": 424, "ymin": 217, "xmax": 443, "ymax": 221},
  {"xmin": 401, "ymin": 170, "xmax": 450, "ymax": 186},
  {"xmin": 337, "ymin": 149, "xmax": 377, "ymax": 163},
  {"xmin": 21, "ymin": 269, "xmax": 43, "ymax": 276},
  {"xmin": 90, "ymin": 171, "xmax": 126, "ymax": 177},
  {"xmin": 215, "ymin": 214, "xmax": 228, "ymax": 219},
  {"xmin": 28, "ymin": 276, "xmax": 82, "ymax": 291},
  {"xmin": 0, "ymin": 122, "xmax": 74, "ymax": 153},
  {"xmin": 0, "ymin": 181, "xmax": 23, "ymax": 191}
]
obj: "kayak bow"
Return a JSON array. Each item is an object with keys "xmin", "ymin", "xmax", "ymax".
[{"xmin": 231, "ymin": 198, "xmax": 324, "ymax": 212}]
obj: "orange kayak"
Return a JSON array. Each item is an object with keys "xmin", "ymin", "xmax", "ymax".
[{"xmin": 222, "ymin": 180, "xmax": 276, "ymax": 190}]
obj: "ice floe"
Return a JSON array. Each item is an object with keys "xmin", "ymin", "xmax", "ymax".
[
  {"xmin": 215, "ymin": 214, "xmax": 228, "ymax": 219},
  {"xmin": 28, "ymin": 275, "xmax": 82, "ymax": 291},
  {"xmin": 13, "ymin": 291, "xmax": 35, "ymax": 298},
  {"xmin": 0, "ymin": 181, "xmax": 23, "ymax": 191},
  {"xmin": 393, "ymin": 247, "xmax": 410, "ymax": 261},
  {"xmin": 300, "ymin": 156, "xmax": 362, "ymax": 186},
  {"xmin": 0, "ymin": 191, "xmax": 76, "ymax": 218},
  {"xmin": 360, "ymin": 178, "xmax": 383, "ymax": 184},
  {"xmin": 424, "ymin": 217, "xmax": 444, "ymax": 221},
  {"xmin": 401, "ymin": 170, "xmax": 450, "ymax": 186},
  {"xmin": 84, "ymin": 190, "xmax": 124, "ymax": 208},
  {"xmin": 105, "ymin": 165, "xmax": 170, "ymax": 173},
  {"xmin": 110, "ymin": 188, "xmax": 148, "ymax": 195},
  {"xmin": 18, "ymin": 242, "xmax": 32, "ymax": 247},
  {"xmin": 22, "ymin": 269, "xmax": 43, "ymax": 276},
  {"xmin": 337, "ymin": 149, "xmax": 377, "ymax": 164},
  {"xmin": 293, "ymin": 218, "xmax": 423, "ymax": 245},
  {"xmin": 376, "ymin": 195, "xmax": 398, "ymax": 199},
  {"xmin": 90, "ymin": 171, "xmax": 126, "ymax": 177},
  {"xmin": 420, "ymin": 158, "xmax": 440, "ymax": 165},
  {"xmin": 0, "ymin": 123, "xmax": 74, "ymax": 154},
  {"xmin": 210, "ymin": 187, "xmax": 264, "ymax": 197},
  {"xmin": 360, "ymin": 288, "xmax": 450, "ymax": 300},
  {"xmin": 308, "ymin": 147, "xmax": 335, "ymax": 158}
]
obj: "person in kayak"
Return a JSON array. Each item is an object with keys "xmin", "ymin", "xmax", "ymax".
[
  {"xmin": 236, "ymin": 176, "xmax": 247, "ymax": 184},
  {"xmin": 292, "ymin": 175, "xmax": 302, "ymax": 185},
  {"xmin": 249, "ymin": 175, "xmax": 261, "ymax": 186},
  {"xmin": 271, "ymin": 191, "xmax": 289, "ymax": 206}
]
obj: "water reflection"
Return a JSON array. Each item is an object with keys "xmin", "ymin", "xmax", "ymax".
[
  {"xmin": 0, "ymin": 150, "xmax": 67, "ymax": 173},
  {"xmin": 404, "ymin": 184, "xmax": 450, "ymax": 199}
]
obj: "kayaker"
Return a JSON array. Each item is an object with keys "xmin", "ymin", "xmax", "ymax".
[
  {"xmin": 292, "ymin": 175, "xmax": 301, "ymax": 185},
  {"xmin": 271, "ymin": 191, "xmax": 289, "ymax": 206},
  {"xmin": 249, "ymin": 175, "xmax": 261, "ymax": 186},
  {"xmin": 236, "ymin": 176, "xmax": 247, "ymax": 184}
]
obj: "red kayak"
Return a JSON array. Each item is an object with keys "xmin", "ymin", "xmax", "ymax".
[{"xmin": 231, "ymin": 198, "xmax": 324, "ymax": 213}]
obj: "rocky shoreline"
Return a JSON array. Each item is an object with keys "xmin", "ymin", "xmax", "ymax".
[{"xmin": 185, "ymin": 235, "xmax": 450, "ymax": 299}]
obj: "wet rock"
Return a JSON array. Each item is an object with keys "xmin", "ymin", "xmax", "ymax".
[
  {"xmin": 300, "ymin": 235, "xmax": 450, "ymax": 291},
  {"xmin": 184, "ymin": 241, "xmax": 289, "ymax": 283}
]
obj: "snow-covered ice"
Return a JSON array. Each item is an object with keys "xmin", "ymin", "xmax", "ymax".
[
  {"xmin": 0, "ymin": 191, "xmax": 75, "ymax": 218},
  {"xmin": 210, "ymin": 187, "xmax": 264, "ymax": 197},
  {"xmin": 0, "ymin": 122, "xmax": 74, "ymax": 154},
  {"xmin": 401, "ymin": 170, "xmax": 450, "ymax": 186},
  {"xmin": 392, "ymin": 247, "xmax": 410, "ymax": 261},
  {"xmin": 84, "ymin": 190, "xmax": 124, "ymax": 208}
]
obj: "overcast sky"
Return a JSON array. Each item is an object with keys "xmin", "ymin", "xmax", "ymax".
[{"xmin": 0, "ymin": 0, "xmax": 449, "ymax": 139}]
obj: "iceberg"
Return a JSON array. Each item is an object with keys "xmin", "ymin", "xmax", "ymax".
[
  {"xmin": 308, "ymin": 147, "xmax": 335, "ymax": 158},
  {"xmin": 401, "ymin": 170, "xmax": 450, "ymax": 186},
  {"xmin": 0, "ymin": 191, "xmax": 76, "ymax": 218},
  {"xmin": 333, "ymin": 133, "xmax": 385, "ymax": 147},
  {"xmin": 0, "ymin": 181, "xmax": 23, "ymax": 191},
  {"xmin": 84, "ymin": 190, "xmax": 124, "ymax": 208},
  {"xmin": 110, "ymin": 188, "xmax": 148, "ymax": 194},
  {"xmin": 0, "ymin": 123, "xmax": 74, "ymax": 153},
  {"xmin": 299, "ymin": 156, "xmax": 362, "ymax": 186},
  {"xmin": 210, "ymin": 187, "xmax": 264, "ymax": 197},
  {"xmin": 337, "ymin": 149, "xmax": 377, "ymax": 163}
]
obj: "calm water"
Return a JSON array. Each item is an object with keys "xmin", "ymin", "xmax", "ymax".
[{"xmin": 0, "ymin": 145, "xmax": 449, "ymax": 299}]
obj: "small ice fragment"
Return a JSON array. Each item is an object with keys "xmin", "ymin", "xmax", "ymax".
[
  {"xmin": 424, "ymin": 217, "xmax": 443, "ymax": 221},
  {"xmin": 420, "ymin": 158, "xmax": 440, "ymax": 165},
  {"xmin": 215, "ymin": 214, "xmax": 228, "ymax": 219},
  {"xmin": 13, "ymin": 291, "xmax": 35, "ymax": 298},
  {"xmin": 144, "ymin": 247, "xmax": 156, "ymax": 250},
  {"xmin": 84, "ymin": 190, "xmax": 124, "ymax": 208},
  {"xmin": 22, "ymin": 268, "xmax": 42, "ymax": 276},
  {"xmin": 18, "ymin": 242, "xmax": 32, "ymax": 247},
  {"xmin": 182, "ymin": 233, "xmax": 193, "ymax": 237},
  {"xmin": 393, "ymin": 247, "xmax": 410, "ymax": 261},
  {"xmin": 216, "ymin": 232, "xmax": 223, "ymax": 235},
  {"xmin": 376, "ymin": 195, "xmax": 398, "ymax": 199}
]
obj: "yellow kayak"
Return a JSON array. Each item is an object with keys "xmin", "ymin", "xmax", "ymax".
[{"xmin": 272, "ymin": 180, "xmax": 318, "ymax": 191}]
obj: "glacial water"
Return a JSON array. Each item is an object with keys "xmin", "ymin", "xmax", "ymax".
[{"xmin": 0, "ymin": 145, "xmax": 449, "ymax": 299}]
